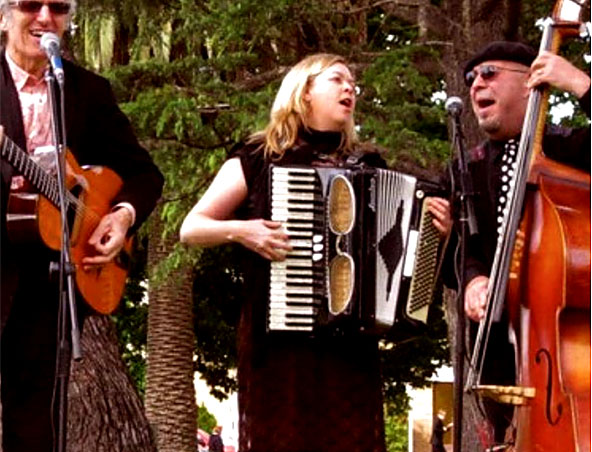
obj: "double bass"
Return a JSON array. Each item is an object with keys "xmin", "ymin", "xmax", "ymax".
[{"xmin": 465, "ymin": 1, "xmax": 591, "ymax": 451}]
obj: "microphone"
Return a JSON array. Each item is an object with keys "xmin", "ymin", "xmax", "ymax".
[
  {"xmin": 40, "ymin": 32, "xmax": 64, "ymax": 85},
  {"xmin": 445, "ymin": 96, "xmax": 463, "ymax": 116},
  {"xmin": 445, "ymin": 94, "xmax": 478, "ymax": 236}
]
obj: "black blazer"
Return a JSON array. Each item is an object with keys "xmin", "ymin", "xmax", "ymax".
[{"xmin": 0, "ymin": 49, "xmax": 164, "ymax": 328}]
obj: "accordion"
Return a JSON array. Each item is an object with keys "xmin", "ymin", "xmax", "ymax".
[{"xmin": 267, "ymin": 164, "xmax": 445, "ymax": 337}]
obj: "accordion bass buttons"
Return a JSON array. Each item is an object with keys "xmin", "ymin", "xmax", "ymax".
[{"xmin": 313, "ymin": 235, "xmax": 324, "ymax": 261}]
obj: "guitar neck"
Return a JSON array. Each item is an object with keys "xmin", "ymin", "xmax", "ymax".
[{"xmin": 1, "ymin": 136, "xmax": 60, "ymax": 207}]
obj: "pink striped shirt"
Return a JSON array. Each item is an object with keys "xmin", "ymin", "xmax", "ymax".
[
  {"xmin": 6, "ymin": 52, "xmax": 52, "ymax": 154},
  {"xmin": 5, "ymin": 53, "xmax": 136, "ymax": 224}
]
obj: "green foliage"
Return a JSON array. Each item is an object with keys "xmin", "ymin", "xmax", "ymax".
[
  {"xmin": 190, "ymin": 246, "xmax": 242, "ymax": 399},
  {"xmin": 197, "ymin": 403, "xmax": 218, "ymax": 433},
  {"xmin": 381, "ymin": 300, "xmax": 450, "ymax": 412},
  {"xmin": 384, "ymin": 408, "xmax": 409, "ymax": 452},
  {"xmin": 357, "ymin": 41, "xmax": 451, "ymax": 176}
]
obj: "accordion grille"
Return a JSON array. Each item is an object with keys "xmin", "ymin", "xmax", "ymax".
[{"xmin": 406, "ymin": 199, "xmax": 441, "ymax": 323}]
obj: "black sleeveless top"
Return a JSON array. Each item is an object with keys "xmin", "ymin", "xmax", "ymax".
[{"xmin": 230, "ymin": 128, "xmax": 387, "ymax": 452}]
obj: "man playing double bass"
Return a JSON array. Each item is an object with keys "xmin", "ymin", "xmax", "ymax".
[
  {"xmin": 460, "ymin": 41, "xmax": 590, "ymax": 445},
  {"xmin": 0, "ymin": 0, "xmax": 163, "ymax": 450}
]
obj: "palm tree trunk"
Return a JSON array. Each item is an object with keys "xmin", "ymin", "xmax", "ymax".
[
  {"xmin": 145, "ymin": 209, "xmax": 197, "ymax": 452},
  {"xmin": 67, "ymin": 314, "xmax": 156, "ymax": 452}
]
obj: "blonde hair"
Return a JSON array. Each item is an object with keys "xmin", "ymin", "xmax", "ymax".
[{"xmin": 250, "ymin": 53, "xmax": 358, "ymax": 159}]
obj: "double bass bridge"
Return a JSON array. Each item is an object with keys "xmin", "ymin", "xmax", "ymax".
[{"xmin": 474, "ymin": 384, "xmax": 536, "ymax": 406}]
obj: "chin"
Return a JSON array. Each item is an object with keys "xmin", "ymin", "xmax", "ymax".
[{"xmin": 479, "ymin": 118, "xmax": 501, "ymax": 137}]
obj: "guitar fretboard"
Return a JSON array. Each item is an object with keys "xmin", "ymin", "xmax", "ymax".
[{"xmin": 1, "ymin": 136, "xmax": 63, "ymax": 208}]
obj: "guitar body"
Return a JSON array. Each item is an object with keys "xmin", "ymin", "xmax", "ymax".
[{"xmin": 7, "ymin": 149, "xmax": 131, "ymax": 314}]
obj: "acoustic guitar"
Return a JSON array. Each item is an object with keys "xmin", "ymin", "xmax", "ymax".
[{"xmin": 0, "ymin": 126, "xmax": 131, "ymax": 314}]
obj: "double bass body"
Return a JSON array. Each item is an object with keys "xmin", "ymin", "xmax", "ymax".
[{"xmin": 507, "ymin": 155, "xmax": 590, "ymax": 452}]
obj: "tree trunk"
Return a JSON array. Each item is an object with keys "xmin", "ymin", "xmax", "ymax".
[
  {"xmin": 67, "ymin": 314, "xmax": 156, "ymax": 452},
  {"xmin": 145, "ymin": 209, "xmax": 197, "ymax": 452},
  {"xmin": 112, "ymin": 17, "xmax": 132, "ymax": 67}
]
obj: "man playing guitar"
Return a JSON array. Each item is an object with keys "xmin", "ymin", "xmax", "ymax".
[{"xmin": 0, "ymin": 1, "xmax": 163, "ymax": 450}]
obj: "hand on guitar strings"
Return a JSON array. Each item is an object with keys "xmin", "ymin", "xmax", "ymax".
[{"xmin": 82, "ymin": 207, "xmax": 134, "ymax": 270}]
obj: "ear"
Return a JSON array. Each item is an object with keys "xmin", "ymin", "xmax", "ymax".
[
  {"xmin": 303, "ymin": 90, "xmax": 312, "ymax": 102},
  {"xmin": 0, "ymin": 13, "xmax": 8, "ymax": 33}
]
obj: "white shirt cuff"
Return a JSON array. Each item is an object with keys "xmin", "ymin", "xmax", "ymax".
[{"xmin": 112, "ymin": 202, "xmax": 136, "ymax": 227}]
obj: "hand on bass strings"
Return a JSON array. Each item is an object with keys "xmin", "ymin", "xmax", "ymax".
[{"xmin": 465, "ymin": 275, "xmax": 489, "ymax": 321}]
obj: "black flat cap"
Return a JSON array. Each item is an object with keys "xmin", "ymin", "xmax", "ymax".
[{"xmin": 463, "ymin": 41, "xmax": 537, "ymax": 77}]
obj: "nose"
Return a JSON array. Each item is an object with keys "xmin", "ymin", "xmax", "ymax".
[
  {"xmin": 470, "ymin": 72, "xmax": 488, "ymax": 94},
  {"xmin": 36, "ymin": 4, "xmax": 53, "ymax": 21}
]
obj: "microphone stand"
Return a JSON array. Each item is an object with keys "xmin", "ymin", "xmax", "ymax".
[
  {"xmin": 449, "ymin": 110, "xmax": 478, "ymax": 452},
  {"xmin": 46, "ymin": 65, "xmax": 82, "ymax": 452}
]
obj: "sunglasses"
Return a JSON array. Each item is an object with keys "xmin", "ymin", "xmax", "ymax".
[
  {"xmin": 8, "ymin": 1, "xmax": 72, "ymax": 15},
  {"xmin": 465, "ymin": 64, "xmax": 529, "ymax": 87}
]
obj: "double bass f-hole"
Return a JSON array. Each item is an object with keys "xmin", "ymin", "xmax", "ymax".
[{"xmin": 535, "ymin": 348, "xmax": 563, "ymax": 426}]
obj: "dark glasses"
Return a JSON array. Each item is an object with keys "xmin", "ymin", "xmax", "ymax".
[
  {"xmin": 465, "ymin": 64, "xmax": 529, "ymax": 87},
  {"xmin": 8, "ymin": 1, "xmax": 71, "ymax": 15}
]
